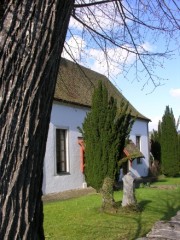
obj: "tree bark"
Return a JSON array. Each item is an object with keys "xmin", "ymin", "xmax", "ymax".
[
  {"xmin": 101, "ymin": 176, "xmax": 116, "ymax": 211},
  {"xmin": 0, "ymin": 1, "xmax": 74, "ymax": 239}
]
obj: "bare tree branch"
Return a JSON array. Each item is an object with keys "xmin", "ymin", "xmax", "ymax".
[
  {"xmin": 65, "ymin": 0, "xmax": 180, "ymax": 89},
  {"xmin": 74, "ymin": 0, "xmax": 117, "ymax": 8}
]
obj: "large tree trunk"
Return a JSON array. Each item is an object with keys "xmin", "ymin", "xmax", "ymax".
[
  {"xmin": 101, "ymin": 177, "xmax": 116, "ymax": 211},
  {"xmin": 0, "ymin": 1, "xmax": 74, "ymax": 239}
]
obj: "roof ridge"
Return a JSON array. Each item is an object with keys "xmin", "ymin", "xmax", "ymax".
[{"xmin": 54, "ymin": 58, "xmax": 150, "ymax": 121}]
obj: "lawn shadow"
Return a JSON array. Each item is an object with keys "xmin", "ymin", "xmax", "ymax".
[
  {"xmin": 138, "ymin": 200, "xmax": 152, "ymax": 211},
  {"xmin": 154, "ymin": 179, "xmax": 167, "ymax": 183},
  {"xmin": 131, "ymin": 190, "xmax": 180, "ymax": 239},
  {"xmin": 102, "ymin": 200, "xmax": 152, "ymax": 239},
  {"xmin": 130, "ymin": 200, "xmax": 152, "ymax": 240},
  {"xmin": 160, "ymin": 196, "xmax": 180, "ymax": 221}
]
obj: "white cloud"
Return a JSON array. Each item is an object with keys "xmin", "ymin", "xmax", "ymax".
[
  {"xmin": 69, "ymin": 17, "xmax": 83, "ymax": 31},
  {"xmin": 169, "ymin": 88, "xmax": 180, "ymax": 98},
  {"xmin": 62, "ymin": 35, "xmax": 86, "ymax": 61},
  {"xmin": 71, "ymin": 1, "xmax": 126, "ymax": 32},
  {"xmin": 139, "ymin": 42, "xmax": 154, "ymax": 52},
  {"xmin": 88, "ymin": 45, "xmax": 136, "ymax": 76},
  {"xmin": 149, "ymin": 116, "xmax": 161, "ymax": 131},
  {"xmin": 149, "ymin": 114, "xmax": 180, "ymax": 132},
  {"xmin": 62, "ymin": 35, "xmax": 153, "ymax": 80},
  {"xmin": 66, "ymin": 1, "xmax": 155, "ymax": 78}
]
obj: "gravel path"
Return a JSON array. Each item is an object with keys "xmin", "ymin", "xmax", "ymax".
[{"xmin": 42, "ymin": 187, "xmax": 96, "ymax": 202}]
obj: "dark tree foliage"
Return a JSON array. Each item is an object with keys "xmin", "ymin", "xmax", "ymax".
[
  {"xmin": 178, "ymin": 134, "xmax": 180, "ymax": 173},
  {"xmin": 82, "ymin": 81, "xmax": 133, "ymax": 191},
  {"xmin": 160, "ymin": 106, "xmax": 179, "ymax": 177},
  {"xmin": 150, "ymin": 129, "xmax": 161, "ymax": 162}
]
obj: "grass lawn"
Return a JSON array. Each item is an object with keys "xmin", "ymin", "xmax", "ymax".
[{"xmin": 44, "ymin": 177, "xmax": 180, "ymax": 240}]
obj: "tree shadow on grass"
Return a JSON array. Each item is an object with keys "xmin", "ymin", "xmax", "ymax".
[
  {"xmin": 102, "ymin": 200, "xmax": 152, "ymax": 239},
  {"xmin": 129, "ymin": 200, "xmax": 152, "ymax": 240},
  {"xmin": 131, "ymin": 190, "xmax": 180, "ymax": 240},
  {"xmin": 138, "ymin": 200, "xmax": 152, "ymax": 211},
  {"xmin": 94, "ymin": 189, "xmax": 180, "ymax": 239},
  {"xmin": 160, "ymin": 198, "xmax": 180, "ymax": 221},
  {"xmin": 154, "ymin": 179, "xmax": 167, "ymax": 183}
]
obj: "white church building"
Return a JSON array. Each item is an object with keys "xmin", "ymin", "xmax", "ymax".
[{"xmin": 42, "ymin": 59, "xmax": 150, "ymax": 195}]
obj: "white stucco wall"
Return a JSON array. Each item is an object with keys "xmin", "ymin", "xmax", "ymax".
[
  {"xmin": 129, "ymin": 119, "xmax": 150, "ymax": 177},
  {"xmin": 43, "ymin": 101, "xmax": 150, "ymax": 194},
  {"xmin": 42, "ymin": 101, "xmax": 89, "ymax": 194}
]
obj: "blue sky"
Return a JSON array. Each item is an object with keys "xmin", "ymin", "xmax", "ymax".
[
  {"xmin": 113, "ymin": 52, "xmax": 180, "ymax": 131},
  {"xmin": 63, "ymin": 34, "xmax": 180, "ymax": 132},
  {"xmin": 63, "ymin": 1, "xmax": 180, "ymax": 131}
]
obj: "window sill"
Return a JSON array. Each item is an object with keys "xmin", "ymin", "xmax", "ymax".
[{"xmin": 55, "ymin": 172, "xmax": 70, "ymax": 176}]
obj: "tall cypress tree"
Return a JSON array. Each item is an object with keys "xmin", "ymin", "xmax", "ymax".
[
  {"xmin": 160, "ymin": 106, "xmax": 179, "ymax": 176},
  {"xmin": 176, "ymin": 117, "xmax": 180, "ymax": 172},
  {"xmin": 81, "ymin": 81, "xmax": 133, "ymax": 209},
  {"xmin": 178, "ymin": 134, "xmax": 180, "ymax": 173}
]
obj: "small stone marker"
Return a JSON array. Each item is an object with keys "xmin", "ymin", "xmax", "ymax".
[{"xmin": 122, "ymin": 172, "xmax": 136, "ymax": 207}]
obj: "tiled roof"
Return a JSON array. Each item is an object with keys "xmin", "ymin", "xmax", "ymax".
[{"xmin": 54, "ymin": 58, "xmax": 150, "ymax": 121}]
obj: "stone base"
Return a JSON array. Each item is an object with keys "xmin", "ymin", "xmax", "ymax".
[{"xmin": 82, "ymin": 182, "xmax": 87, "ymax": 188}]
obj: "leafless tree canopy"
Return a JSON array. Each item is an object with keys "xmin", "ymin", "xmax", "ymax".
[{"xmin": 63, "ymin": 0, "xmax": 180, "ymax": 89}]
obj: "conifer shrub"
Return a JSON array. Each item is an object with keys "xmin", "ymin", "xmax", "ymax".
[
  {"xmin": 160, "ymin": 106, "xmax": 179, "ymax": 176},
  {"xmin": 81, "ymin": 81, "xmax": 133, "ymax": 191}
]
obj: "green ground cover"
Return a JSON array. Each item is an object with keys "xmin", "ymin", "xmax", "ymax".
[
  {"xmin": 44, "ymin": 177, "xmax": 180, "ymax": 240},
  {"xmin": 151, "ymin": 175, "xmax": 180, "ymax": 186}
]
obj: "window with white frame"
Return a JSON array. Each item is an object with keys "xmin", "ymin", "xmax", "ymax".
[
  {"xmin": 136, "ymin": 136, "xmax": 141, "ymax": 150},
  {"xmin": 56, "ymin": 128, "xmax": 68, "ymax": 174},
  {"xmin": 136, "ymin": 135, "xmax": 142, "ymax": 164}
]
